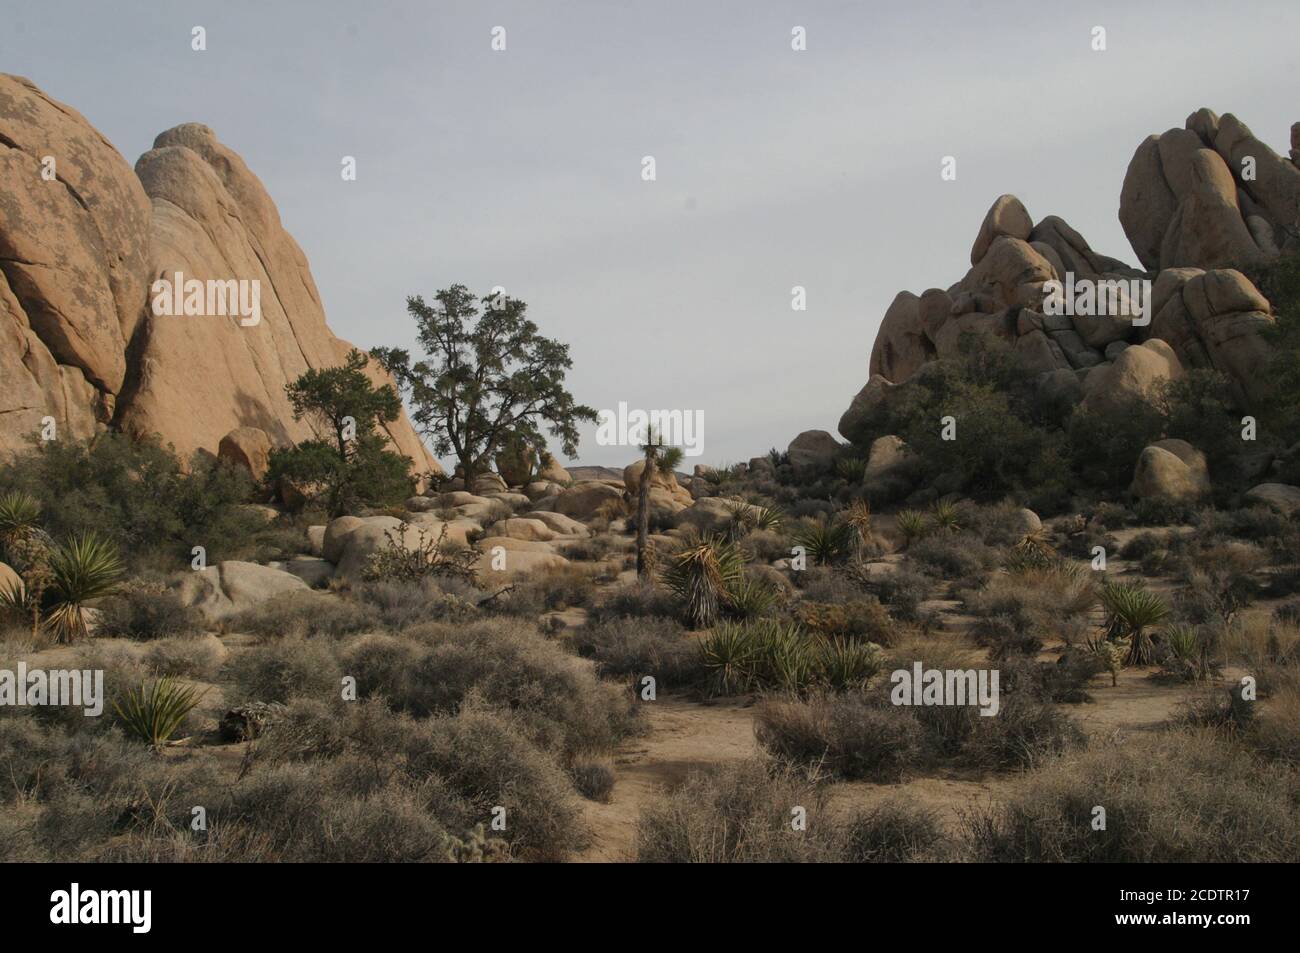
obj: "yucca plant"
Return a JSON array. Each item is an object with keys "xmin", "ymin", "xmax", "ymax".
[
  {"xmin": 724, "ymin": 499, "xmax": 757, "ymax": 541},
  {"xmin": 726, "ymin": 574, "xmax": 778, "ymax": 619},
  {"xmin": 113, "ymin": 676, "xmax": 205, "ymax": 747},
  {"xmin": 663, "ymin": 534, "xmax": 747, "ymax": 628},
  {"xmin": 930, "ymin": 499, "xmax": 962, "ymax": 532},
  {"xmin": 792, "ymin": 520, "xmax": 853, "ymax": 566},
  {"xmin": 42, "ymin": 532, "xmax": 125, "ymax": 643},
  {"xmin": 818, "ymin": 638, "xmax": 882, "ymax": 690},
  {"xmin": 752, "ymin": 620, "xmax": 817, "ymax": 692},
  {"xmin": 1006, "ymin": 529, "xmax": 1057, "ymax": 573},
  {"xmin": 752, "ymin": 503, "xmax": 784, "ymax": 532},
  {"xmin": 1102, "ymin": 582, "xmax": 1169, "ymax": 666},
  {"xmin": 699, "ymin": 622, "xmax": 760, "ymax": 695},
  {"xmin": 835, "ymin": 456, "xmax": 867, "ymax": 483},
  {"xmin": 843, "ymin": 499, "xmax": 873, "ymax": 552},
  {"xmin": 1162, "ymin": 623, "xmax": 1214, "ymax": 681},
  {"xmin": 0, "ymin": 490, "xmax": 42, "ymax": 552},
  {"xmin": 896, "ymin": 509, "xmax": 927, "ymax": 546}
]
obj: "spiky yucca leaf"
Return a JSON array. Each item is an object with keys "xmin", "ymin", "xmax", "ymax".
[
  {"xmin": 1006, "ymin": 529, "xmax": 1057, "ymax": 572},
  {"xmin": 1085, "ymin": 633, "xmax": 1128, "ymax": 687},
  {"xmin": 752, "ymin": 504, "xmax": 784, "ymax": 532},
  {"xmin": 724, "ymin": 499, "xmax": 757, "ymax": 540},
  {"xmin": 726, "ymin": 574, "xmax": 778, "ymax": 619},
  {"xmin": 44, "ymin": 532, "xmax": 125, "ymax": 643},
  {"xmin": 835, "ymin": 457, "xmax": 867, "ymax": 483},
  {"xmin": 113, "ymin": 676, "xmax": 205, "ymax": 747},
  {"xmin": 930, "ymin": 499, "xmax": 962, "ymax": 532},
  {"xmin": 752, "ymin": 620, "xmax": 817, "ymax": 692},
  {"xmin": 896, "ymin": 509, "xmax": 927, "ymax": 545},
  {"xmin": 792, "ymin": 520, "xmax": 853, "ymax": 566},
  {"xmin": 663, "ymin": 535, "xmax": 747, "ymax": 628},
  {"xmin": 699, "ymin": 623, "xmax": 760, "ymax": 695},
  {"xmin": 818, "ymin": 638, "xmax": 882, "ymax": 690},
  {"xmin": 844, "ymin": 499, "xmax": 873, "ymax": 546},
  {"xmin": 0, "ymin": 490, "xmax": 41, "ymax": 541},
  {"xmin": 1102, "ymin": 582, "xmax": 1169, "ymax": 666}
]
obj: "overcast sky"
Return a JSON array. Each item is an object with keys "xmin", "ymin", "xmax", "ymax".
[{"xmin": 5, "ymin": 0, "xmax": 1299, "ymax": 469}]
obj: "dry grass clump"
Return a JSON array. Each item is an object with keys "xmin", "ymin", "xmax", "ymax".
[
  {"xmin": 142, "ymin": 634, "xmax": 225, "ymax": 679},
  {"xmin": 224, "ymin": 637, "xmax": 343, "ymax": 706},
  {"xmin": 587, "ymin": 581, "xmax": 680, "ymax": 621},
  {"xmin": 571, "ymin": 616, "xmax": 702, "ymax": 691},
  {"xmin": 340, "ymin": 617, "xmax": 639, "ymax": 757},
  {"xmin": 755, "ymin": 692, "xmax": 922, "ymax": 782},
  {"xmin": 634, "ymin": 760, "xmax": 837, "ymax": 862},
  {"xmin": 963, "ymin": 728, "xmax": 1300, "ymax": 862},
  {"xmin": 634, "ymin": 759, "xmax": 944, "ymax": 863},
  {"xmin": 226, "ymin": 590, "xmax": 378, "ymax": 639}
]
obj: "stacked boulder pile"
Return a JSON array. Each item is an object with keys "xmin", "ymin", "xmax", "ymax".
[{"xmin": 835, "ymin": 108, "xmax": 1300, "ymax": 506}]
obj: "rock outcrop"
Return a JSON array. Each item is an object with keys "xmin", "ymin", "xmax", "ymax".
[
  {"xmin": 1130, "ymin": 439, "xmax": 1211, "ymax": 503},
  {"xmin": 0, "ymin": 74, "xmax": 437, "ymax": 480},
  {"xmin": 843, "ymin": 108, "xmax": 1298, "ymax": 445},
  {"xmin": 1120, "ymin": 109, "xmax": 1299, "ymax": 272}
]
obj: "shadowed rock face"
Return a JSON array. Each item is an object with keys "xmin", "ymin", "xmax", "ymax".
[
  {"xmin": 841, "ymin": 110, "xmax": 1299, "ymax": 441},
  {"xmin": 0, "ymin": 74, "xmax": 437, "ymax": 477}
]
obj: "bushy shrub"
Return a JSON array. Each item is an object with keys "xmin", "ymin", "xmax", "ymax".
[
  {"xmin": 962, "ymin": 692, "xmax": 1084, "ymax": 770},
  {"xmin": 495, "ymin": 564, "xmax": 596, "ymax": 614},
  {"xmin": 570, "ymin": 756, "xmax": 616, "ymax": 802},
  {"xmin": 795, "ymin": 598, "xmax": 895, "ymax": 644},
  {"xmin": 634, "ymin": 760, "xmax": 838, "ymax": 862},
  {"xmin": 571, "ymin": 616, "xmax": 702, "ymax": 690},
  {"xmin": 587, "ymin": 582, "xmax": 680, "ymax": 621},
  {"xmin": 341, "ymin": 618, "xmax": 638, "ymax": 756},
  {"xmin": 227, "ymin": 591, "xmax": 378, "ymax": 639},
  {"xmin": 755, "ymin": 692, "xmax": 922, "ymax": 781},
  {"xmin": 143, "ymin": 634, "xmax": 225, "ymax": 679},
  {"xmin": 94, "ymin": 581, "xmax": 204, "ymax": 640},
  {"xmin": 841, "ymin": 799, "xmax": 944, "ymax": 862},
  {"xmin": 964, "ymin": 730, "xmax": 1300, "ymax": 861},
  {"xmin": 225, "ymin": 638, "xmax": 344, "ymax": 705},
  {"xmin": 908, "ymin": 531, "xmax": 1000, "ymax": 581},
  {"xmin": 0, "ymin": 434, "xmax": 269, "ymax": 567}
]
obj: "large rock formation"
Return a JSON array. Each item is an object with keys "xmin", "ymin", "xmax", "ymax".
[
  {"xmin": 0, "ymin": 74, "xmax": 437, "ymax": 478},
  {"xmin": 0, "ymin": 74, "xmax": 151, "ymax": 445},
  {"xmin": 1120, "ymin": 109, "xmax": 1300, "ymax": 272},
  {"xmin": 842, "ymin": 108, "xmax": 1297, "ymax": 444}
]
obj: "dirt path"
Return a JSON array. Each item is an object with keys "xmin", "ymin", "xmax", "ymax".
[{"xmin": 575, "ymin": 695, "xmax": 759, "ymax": 862}]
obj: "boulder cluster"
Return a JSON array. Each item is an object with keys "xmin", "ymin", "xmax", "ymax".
[
  {"xmin": 0, "ymin": 74, "xmax": 435, "ymax": 474},
  {"xmin": 159, "ymin": 459, "xmax": 747, "ymax": 622},
  {"xmin": 839, "ymin": 109, "xmax": 1299, "ymax": 445}
]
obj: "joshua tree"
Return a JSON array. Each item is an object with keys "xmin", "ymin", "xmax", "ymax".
[{"xmin": 636, "ymin": 430, "xmax": 683, "ymax": 580}]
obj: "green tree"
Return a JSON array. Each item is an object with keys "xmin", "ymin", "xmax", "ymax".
[
  {"xmin": 372, "ymin": 285, "xmax": 596, "ymax": 484},
  {"xmin": 269, "ymin": 350, "xmax": 414, "ymax": 517}
]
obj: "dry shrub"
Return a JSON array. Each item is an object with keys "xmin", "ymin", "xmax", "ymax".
[
  {"xmin": 964, "ymin": 728, "xmax": 1300, "ymax": 862},
  {"xmin": 755, "ymin": 692, "xmax": 922, "ymax": 782}
]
